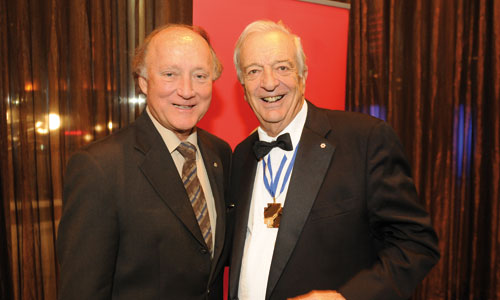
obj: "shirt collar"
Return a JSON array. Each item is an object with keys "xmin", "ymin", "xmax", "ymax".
[
  {"xmin": 257, "ymin": 100, "xmax": 308, "ymax": 149},
  {"xmin": 146, "ymin": 106, "xmax": 199, "ymax": 154}
]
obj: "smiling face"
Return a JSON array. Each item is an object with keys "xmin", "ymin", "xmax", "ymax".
[
  {"xmin": 239, "ymin": 30, "xmax": 307, "ymax": 137},
  {"xmin": 138, "ymin": 27, "xmax": 214, "ymax": 140}
]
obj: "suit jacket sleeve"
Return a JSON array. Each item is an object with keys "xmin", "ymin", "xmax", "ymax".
[
  {"xmin": 339, "ymin": 121, "xmax": 440, "ymax": 300},
  {"xmin": 57, "ymin": 150, "xmax": 119, "ymax": 300}
]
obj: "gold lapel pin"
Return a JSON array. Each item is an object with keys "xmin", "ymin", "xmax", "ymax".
[
  {"xmin": 320, "ymin": 143, "xmax": 326, "ymax": 149},
  {"xmin": 213, "ymin": 162, "xmax": 218, "ymax": 168}
]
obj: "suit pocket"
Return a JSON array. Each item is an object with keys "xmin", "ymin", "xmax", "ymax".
[{"xmin": 309, "ymin": 196, "xmax": 356, "ymax": 222}]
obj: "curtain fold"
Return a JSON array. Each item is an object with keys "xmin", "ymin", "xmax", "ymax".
[
  {"xmin": 0, "ymin": 1, "xmax": 192, "ymax": 299},
  {"xmin": 346, "ymin": 0, "xmax": 500, "ymax": 299}
]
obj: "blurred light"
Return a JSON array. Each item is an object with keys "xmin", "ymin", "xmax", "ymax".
[
  {"xmin": 95, "ymin": 124, "xmax": 103, "ymax": 132},
  {"xmin": 36, "ymin": 120, "xmax": 48, "ymax": 134},
  {"xmin": 368, "ymin": 104, "xmax": 387, "ymax": 121},
  {"xmin": 108, "ymin": 121, "xmax": 113, "ymax": 130},
  {"xmin": 65, "ymin": 130, "xmax": 83, "ymax": 136},
  {"xmin": 83, "ymin": 133, "xmax": 93, "ymax": 142},
  {"xmin": 36, "ymin": 128, "xmax": 49, "ymax": 134},
  {"xmin": 455, "ymin": 104, "xmax": 473, "ymax": 179},
  {"xmin": 25, "ymin": 82, "xmax": 33, "ymax": 92},
  {"xmin": 48, "ymin": 113, "xmax": 61, "ymax": 130},
  {"xmin": 129, "ymin": 95, "xmax": 146, "ymax": 104}
]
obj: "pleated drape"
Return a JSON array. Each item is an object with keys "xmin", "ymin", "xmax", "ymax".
[
  {"xmin": 0, "ymin": 1, "xmax": 192, "ymax": 299},
  {"xmin": 346, "ymin": 0, "xmax": 500, "ymax": 299}
]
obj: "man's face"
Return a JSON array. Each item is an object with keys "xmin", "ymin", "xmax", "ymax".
[
  {"xmin": 138, "ymin": 27, "xmax": 213, "ymax": 140},
  {"xmin": 239, "ymin": 30, "xmax": 307, "ymax": 137}
]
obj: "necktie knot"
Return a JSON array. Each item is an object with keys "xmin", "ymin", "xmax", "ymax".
[
  {"xmin": 177, "ymin": 142, "xmax": 197, "ymax": 161},
  {"xmin": 253, "ymin": 133, "xmax": 293, "ymax": 160}
]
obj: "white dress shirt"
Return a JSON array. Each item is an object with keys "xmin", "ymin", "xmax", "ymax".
[
  {"xmin": 147, "ymin": 107, "xmax": 217, "ymax": 254},
  {"xmin": 238, "ymin": 101, "xmax": 308, "ymax": 300}
]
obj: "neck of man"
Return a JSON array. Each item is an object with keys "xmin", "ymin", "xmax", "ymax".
[
  {"xmin": 263, "ymin": 124, "xmax": 288, "ymax": 138},
  {"xmin": 175, "ymin": 127, "xmax": 195, "ymax": 141}
]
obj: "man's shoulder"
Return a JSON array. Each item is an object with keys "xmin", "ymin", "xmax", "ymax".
[
  {"xmin": 233, "ymin": 131, "xmax": 258, "ymax": 161},
  {"xmin": 198, "ymin": 128, "xmax": 231, "ymax": 153},
  {"xmin": 83, "ymin": 122, "xmax": 136, "ymax": 152},
  {"xmin": 66, "ymin": 120, "xmax": 142, "ymax": 169},
  {"xmin": 315, "ymin": 106, "xmax": 383, "ymax": 127},
  {"xmin": 308, "ymin": 106, "xmax": 404, "ymax": 153},
  {"xmin": 309, "ymin": 105, "xmax": 386, "ymax": 136},
  {"xmin": 197, "ymin": 128, "xmax": 231, "ymax": 148}
]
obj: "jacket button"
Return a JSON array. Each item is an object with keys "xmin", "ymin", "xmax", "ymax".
[{"xmin": 200, "ymin": 248, "xmax": 208, "ymax": 254}]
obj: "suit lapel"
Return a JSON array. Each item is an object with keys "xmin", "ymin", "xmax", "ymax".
[
  {"xmin": 134, "ymin": 113, "xmax": 207, "ymax": 248},
  {"xmin": 266, "ymin": 103, "xmax": 336, "ymax": 299},
  {"xmin": 229, "ymin": 133, "xmax": 259, "ymax": 298},
  {"xmin": 197, "ymin": 131, "xmax": 226, "ymax": 271}
]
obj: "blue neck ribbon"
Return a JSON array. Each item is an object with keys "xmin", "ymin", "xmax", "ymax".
[{"xmin": 262, "ymin": 145, "xmax": 299, "ymax": 201}]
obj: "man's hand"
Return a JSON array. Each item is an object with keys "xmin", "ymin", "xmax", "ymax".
[{"xmin": 288, "ymin": 290, "xmax": 346, "ymax": 300}]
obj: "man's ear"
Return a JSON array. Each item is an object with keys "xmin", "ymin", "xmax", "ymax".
[
  {"xmin": 242, "ymin": 85, "xmax": 249, "ymax": 102},
  {"xmin": 138, "ymin": 76, "xmax": 148, "ymax": 95},
  {"xmin": 301, "ymin": 67, "xmax": 308, "ymax": 84}
]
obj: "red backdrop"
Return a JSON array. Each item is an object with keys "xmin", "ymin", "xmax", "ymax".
[{"xmin": 194, "ymin": 0, "xmax": 349, "ymax": 149}]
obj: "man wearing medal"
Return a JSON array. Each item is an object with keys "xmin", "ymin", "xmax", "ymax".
[{"xmin": 228, "ymin": 20, "xmax": 440, "ymax": 300}]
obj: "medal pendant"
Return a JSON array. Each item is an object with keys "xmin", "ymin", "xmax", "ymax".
[{"xmin": 264, "ymin": 203, "xmax": 282, "ymax": 228}]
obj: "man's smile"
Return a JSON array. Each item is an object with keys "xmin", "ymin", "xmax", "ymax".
[
  {"xmin": 173, "ymin": 104, "xmax": 196, "ymax": 110},
  {"xmin": 261, "ymin": 95, "xmax": 284, "ymax": 103}
]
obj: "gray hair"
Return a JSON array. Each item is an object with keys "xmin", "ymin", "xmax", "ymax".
[
  {"xmin": 233, "ymin": 20, "xmax": 307, "ymax": 83},
  {"xmin": 132, "ymin": 24, "xmax": 223, "ymax": 81}
]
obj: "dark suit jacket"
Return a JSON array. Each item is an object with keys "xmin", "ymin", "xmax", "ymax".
[
  {"xmin": 57, "ymin": 111, "xmax": 232, "ymax": 300},
  {"xmin": 229, "ymin": 102, "xmax": 440, "ymax": 300}
]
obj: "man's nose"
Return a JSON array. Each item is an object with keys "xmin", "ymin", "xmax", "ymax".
[
  {"xmin": 177, "ymin": 75, "xmax": 196, "ymax": 99},
  {"xmin": 260, "ymin": 68, "xmax": 279, "ymax": 91}
]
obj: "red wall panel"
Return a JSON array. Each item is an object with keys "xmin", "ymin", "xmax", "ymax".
[{"xmin": 194, "ymin": 0, "xmax": 349, "ymax": 148}]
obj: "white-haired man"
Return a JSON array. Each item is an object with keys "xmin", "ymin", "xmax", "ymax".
[{"xmin": 229, "ymin": 20, "xmax": 439, "ymax": 300}]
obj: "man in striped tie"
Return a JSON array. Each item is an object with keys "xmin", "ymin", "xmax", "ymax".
[{"xmin": 58, "ymin": 24, "xmax": 232, "ymax": 300}]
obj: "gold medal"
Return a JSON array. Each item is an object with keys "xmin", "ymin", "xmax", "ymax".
[
  {"xmin": 260, "ymin": 147, "xmax": 299, "ymax": 229},
  {"xmin": 264, "ymin": 202, "xmax": 282, "ymax": 228}
]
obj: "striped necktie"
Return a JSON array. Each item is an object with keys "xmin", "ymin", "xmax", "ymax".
[{"xmin": 177, "ymin": 142, "xmax": 213, "ymax": 253}]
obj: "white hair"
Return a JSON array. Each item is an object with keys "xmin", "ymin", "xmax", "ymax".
[{"xmin": 233, "ymin": 20, "xmax": 307, "ymax": 83}]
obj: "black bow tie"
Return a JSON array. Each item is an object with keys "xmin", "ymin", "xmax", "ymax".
[{"xmin": 253, "ymin": 133, "xmax": 293, "ymax": 160}]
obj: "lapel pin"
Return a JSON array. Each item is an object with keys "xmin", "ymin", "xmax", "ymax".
[
  {"xmin": 320, "ymin": 143, "xmax": 326, "ymax": 149},
  {"xmin": 213, "ymin": 162, "xmax": 218, "ymax": 168}
]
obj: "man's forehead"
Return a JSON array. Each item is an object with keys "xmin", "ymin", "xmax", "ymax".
[
  {"xmin": 247, "ymin": 30, "xmax": 292, "ymax": 45},
  {"xmin": 153, "ymin": 27, "xmax": 200, "ymax": 45},
  {"xmin": 146, "ymin": 27, "xmax": 209, "ymax": 59},
  {"xmin": 241, "ymin": 31, "xmax": 296, "ymax": 62}
]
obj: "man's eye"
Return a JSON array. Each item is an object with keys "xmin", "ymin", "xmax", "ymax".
[
  {"xmin": 195, "ymin": 73, "xmax": 208, "ymax": 80},
  {"xmin": 162, "ymin": 72, "xmax": 174, "ymax": 77},
  {"xmin": 277, "ymin": 65, "xmax": 289, "ymax": 71}
]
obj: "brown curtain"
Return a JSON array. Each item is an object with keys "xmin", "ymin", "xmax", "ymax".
[
  {"xmin": 0, "ymin": 0, "xmax": 192, "ymax": 299},
  {"xmin": 347, "ymin": 0, "xmax": 500, "ymax": 299}
]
